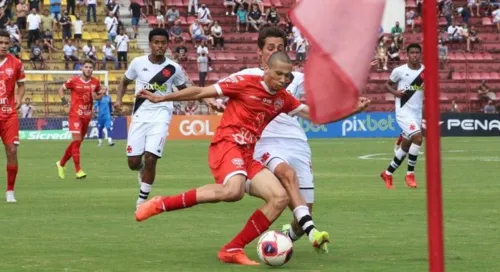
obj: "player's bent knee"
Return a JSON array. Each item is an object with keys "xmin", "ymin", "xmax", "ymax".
[
  {"xmin": 270, "ymin": 187, "xmax": 289, "ymax": 211},
  {"xmin": 274, "ymin": 164, "xmax": 298, "ymax": 188},
  {"xmin": 221, "ymin": 174, "xmax": 246, "ymax": 202},
  {"xmin": 127, "ymin": 156, "xmax": 143, "ymax": 170}
]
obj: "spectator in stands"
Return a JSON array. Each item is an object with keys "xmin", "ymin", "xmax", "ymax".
[
  {"xmin": 82, "ymin": 40, "xmax": 97, "ymax": 61},
  {"xmin": 252, "ymin": 0, "xmax": 264, "ymax": 13},
  {"xmin": 76, "ymin": 0, "xmax": 85, "ymax": 16},
  {"xmin": 197, "ymin": 39, "xmax": 209, "ymax": 55},
  {"xmin": 50, "ymin": 0, "xmax": 61, "ymax": 20},
  {"xmin": 73, "ymin": 15, "xmax": 83, "ymax": 48},
  {"xmin": 170, "ymin": 20, "xmax": 184, "ymax": 43},
  {"xmin": 115, "ymin": 29, "xmax": 129, "ymax": 69},
  {"xmin": 184, "ymin": 101, "xmax": 198, "ymax": 115},
  {"xmin": 197, "ymin": 51, "xmax": 209, "ymax": 87},
  {"xmin": 27, "ymin": 8, "xmax": 41, "ymax": 48},
  {"xmin": 387, "ymin": 42, "xmax": 400, "ymax": 63},
  {"xmin": 42, "ymin": 29, "xmax": 57, "ymax": 60},
  {"xmin": 129, "ymin": 0, "xmax": 144, "ymax": 39},
  {"xmin": 157, "ymin": 11, "xmax": 165, "ymax": 29},
  {"xmin": 59, "ymin": 11, "xmax": 72, "ymax": 40},
  {"xmin": 86, "ymin": 0, "xmax": 97, "ymax": 23},
  {"xmin": 188, "ymin": 0, "xmax": 198, "ymax": 16},
  {"xmin": 20, "ymin": 98, "xmax": 35, "ymax": 118},
  {"xmin": 8, "ymin": 40, "xmax": 22, "ymax": 59},
  {"xmin": 376, "ymin": 41, "xmax": 388, "ymax": 71},
  {"xmin": 447, "ymin": 21, "xmax": 462, "ymax": 42},
  {"xmin": 484, "ymin": 100, "xmax": 497, "ymax": 113},
  {"xmin": 468, "ymin": 0, "xmax": 480, "ymax": 16},
  {"xmin": 266, "ymin": 5, "xmax": 280, "ymax": 26},
  {"xmin": 41, "ymin": 9, "xmax": 56, "ymax": 33},
  {"xmin": 390, "ymin": 21, "xmax": 404, "ymax": 49},
  {"xmin": 166, "ymin": 6, "xmax": 180, "ymax": 25},
  {"xmin": 460, "ymin": 4, "xmax": 471, "ymax": 24},
  {"xmin": 0, "ymin": 8, "xmax": 8, "ymax": 29},
  {"xmin": 189, "ymin": 19, "xmax": 207, "ymax": 46},
  {"xmin": 493, "ymin": 6, "xmax": 500, "ymax": 32},
  {"xmin": 29, "ymin": 0, "xmax": 41, "ymax": 12},
  {"xmin": 16, "ymin": 0, "xmax": 29, "ymax": 31},
  {"xmin": 406, "ymin": 9, "xmax": 415, "ymax": 33},
  {"xmin": 442, "ymin": 0, "xmax": 454, "ymax": 27},
  {"xmin": 173, "ymin": 103, "xmax": 184, "ymax": 115},
  {"xmin": 438, "ymin": 40, "xmax": 449, "ymax": 68},
  {"xmin": 174, "ymin": 40, "xmax": 188, "ymax": 62},
  {"xmin": 102, "ymin": 40, "xmax": 118, "ymax": 69},
  {"xmin": 416, "ymin": 0, "xmax": 423, "ymax": 16},
  {"xmin": 294, "ymin": 34, "xmax": 308, "ymax": 62},
  {"xmin": 63, "ymin": 39, "xmax": 79, "ymax": 70},
  {"xmin": 247, "ymin": 3, "xmax": 264, "ymax": 32},
  {"xmin": 478, "ymin": 80, "xmax": 496, "ymax": 101},
  {"xmin": 467, "ymin": 25, "xmax": 479, "ymax": 51},
  {"xmin": 154, "ymin": 0, "xmax": 161, "ymax": 14},
  {"xmin": 105, "ymin": 12, "xmax": 119, "ymax": 41},
  {"xmin": 30, "ymin": 39, "xmax": 45, "ymax": 69},
  {"xmin": 211, "ymin": 21, "xmax": 224, "ymax": 50},
  {"xmin": 6, "ymin": 21, "xmax": 21, "ymax": 43},
  {"xmin": 450, "ymin": 100, "xmax": 460, "ymax": 112},
  {"xmin": 106, "ymin": 0, "xmax": 119, "ymax": 16},
  {"xmin": 67, "ymin": 0, "xmax": 75, "ymax": 15},
  {"xmin": 224, "ymin": 0, "xmax": 235, "ymax": 16},
  {"xmin": 198, "ymin": 4, "xmax": 213, "ymax": 26},
  {"xmin": 236, "ymin": 5, "xmax": 248, "ymax": 32}
]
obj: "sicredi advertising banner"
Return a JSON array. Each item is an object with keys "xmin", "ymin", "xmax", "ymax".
[{"xmin": 18, "ymin": 117, "xmax": 128, "ymax": 140}]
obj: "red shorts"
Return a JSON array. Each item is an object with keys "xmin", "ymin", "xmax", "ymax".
[
  {"xmin": 0, "ymin": 117, "xmax": 19, "ymax": 145},
  {"xmin": 68, "ymin": 116, "xmax": 91, "ymax": 135},
  {"xmin": 208, "ymin": 141, "xmax": 265, "ymax": 184}
]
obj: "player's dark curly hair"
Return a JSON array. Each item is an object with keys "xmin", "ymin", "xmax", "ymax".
[
  {"xmin": 407, "ymin": 43, "xmax": 422, "ymax": 53},
  {"xmin": 257, "ymin": 26, "xmax": 287, "ymax": 50},
  {"xmin": 148, "ymin": 28, "xmax": 170, "ymax": 43},
  {"xmin": 0, "ymin": 29, "xmax": 9, "ymax": 39}
]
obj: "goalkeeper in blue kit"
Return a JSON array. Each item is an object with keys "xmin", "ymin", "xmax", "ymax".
[{"xmin": 93, "ymin": 88, "xmax": 115, "ymax": 146}]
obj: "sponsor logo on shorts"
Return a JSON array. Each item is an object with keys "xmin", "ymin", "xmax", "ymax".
[{"xmin": 231, "ymin": 158, "xmax": 244, "ymax": 168}]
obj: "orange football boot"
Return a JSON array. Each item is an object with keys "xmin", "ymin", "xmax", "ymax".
[
  {"xmin": 217, "ymin": 249, "xmax": 260, "ymax": 266},
  {"xmin": 135, "ymin": 196, "xmax": 164, "ymax": 221},
  {"xmin": 405, "ymin": 173, "xmax": 418, "ymax": 188},
  {"xmin": 380, "ymin": 171, "xmax": 394, "ymax": 189}
]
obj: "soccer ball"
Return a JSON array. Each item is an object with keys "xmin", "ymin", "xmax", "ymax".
[{"xmin": 256, "ymin": 231, "xmax": 294, "ymax": 266}]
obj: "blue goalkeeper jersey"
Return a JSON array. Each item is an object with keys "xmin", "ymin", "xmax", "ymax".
[{"xmin": 94, "ymin": 95, "xmax": 113, "ymax": 120}]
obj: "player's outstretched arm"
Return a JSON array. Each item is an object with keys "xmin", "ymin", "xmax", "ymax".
[
  {"xmin": 295, "ymin": 97, "xmax": 371, "ymax": 122},
  {"xmin": 136, "ymin": 85, "xmax": 219, "ymax": 103}
]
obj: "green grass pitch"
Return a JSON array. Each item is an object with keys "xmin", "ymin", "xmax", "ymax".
[{"xmin": 0, "ymin": 138, "xmax": 498, "ymax": 272}]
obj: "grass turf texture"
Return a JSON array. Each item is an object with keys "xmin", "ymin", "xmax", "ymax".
[{"xmin": 0, "ymin": 138, "xmax": 498, "ymax": 272}]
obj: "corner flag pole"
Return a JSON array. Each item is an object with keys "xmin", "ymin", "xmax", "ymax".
[{"xmin": 422, "ymin": 1, "xmax": 445, "ymax": 272}]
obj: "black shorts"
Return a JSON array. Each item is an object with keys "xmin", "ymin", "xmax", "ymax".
[
  {"xmin": 16, "ymin": 17, "xmax": 26, "ymax": 30},
  {"xmin": 30, "ymin": 55, "xmax": 43, "ymax": 61},
  {"xmin": 74, "ymin": 34, "xmax": 82, "ymax": 39}
]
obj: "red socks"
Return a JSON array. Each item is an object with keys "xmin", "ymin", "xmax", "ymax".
[
  {"xmin": 224, "ymin": 209, "xmax": 271, "ymax": 250},
  {"xmin": 60, "ymin": 140, "xmax": 82, "ymax": 172},
  {"xmin": 161, "ymin": 189, "xmax": 198, "ymax": 211},
  {"xmin": 71, "ymin": 140, "xmax": 82, "ymax": 172},
  {"xmin": 6, "ymin": 165, "xmax": 18, "ymax": 191}
]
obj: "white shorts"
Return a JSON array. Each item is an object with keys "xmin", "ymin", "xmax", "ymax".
[
  {"xmin": 253, "ymin": 138, "xmax": 314, "ymax": 203},
  {"xmin": 127, "ymin": 122, "xmax": 169, "ymax": 158},
  {"xmin": 396, "ymin": 114, "xmax": 422, "ymax": 139}
]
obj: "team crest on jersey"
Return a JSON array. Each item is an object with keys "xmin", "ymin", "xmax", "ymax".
[
  {"xmin": 162, "ymin": 69, "xmax": 172, "ymax": 78},
  {"xmin": 5, "ymin": 68, "xmax": 14, "ymax": 78},
  {"xmin": 231, "ymin": 158, "xmax": 244, "ymax": 168},
  {"xmin": 274, "ymin": 98, "xmax": 284, "ymax": 111},
  {"xmin": 409, "ymin": 124, "xmax": 416, "ymax": 131}
]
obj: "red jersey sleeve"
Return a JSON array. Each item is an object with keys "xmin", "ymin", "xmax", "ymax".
[
  {"xmin": 93, "ymin": 78, "xmax": 101, "ymax": 93},
  {"xmin": 63, "ymin": 76, "xmax": 76, "ymax": 90},
  {"xmin": 16, "ymin": 60, "xmax": 25, "ymax": 82},
  {"xmin": 213, "ymin": 75, "xmax": 247, "ymax": 98},
  {"xmin": 281, "ymin": 90, "xmax": 306, "ymax": 116}
]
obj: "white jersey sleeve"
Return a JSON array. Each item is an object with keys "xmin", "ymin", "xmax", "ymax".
[
  {"xmin": 172, "ymin": 63, "xmax": 187, "ymax": 87},
  {"xmin": 124, "ymin": 57, "xmax": 139, "ymax": 80},
  {"xmin": 389, "ymin": 66, "xmax": 401, "ymax": 84}
]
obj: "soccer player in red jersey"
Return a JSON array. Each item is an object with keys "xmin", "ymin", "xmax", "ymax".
[
  {"xmin": 56, "ymin": 59, "xmax": 104, "ymax": 179},
  {"xmin": 0, "ymin": 30, "xmax": 26, "ymax": 203},
  {"xmin": 135, "ymin": 51, "xmax": 370, "ymax": 265}
]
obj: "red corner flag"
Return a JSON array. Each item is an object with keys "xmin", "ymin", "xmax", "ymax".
[{"xmin": 289, "ymin": 0, "xmax": 386, "ymax": 124}]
